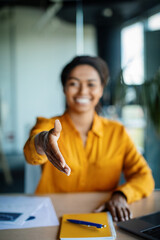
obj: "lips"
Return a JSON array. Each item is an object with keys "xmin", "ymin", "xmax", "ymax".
[{"xmin": 75, "ymin": 98, "xmax": 90, "ymax": 104}]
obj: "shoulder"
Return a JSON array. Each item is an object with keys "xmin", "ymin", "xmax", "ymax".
[
  {"xmin": 99, "ymin": 115, "xmax": 125, "ymax": 130},
  {"xmin": 98, "ymin": 115, "xmax": 129, "ymax": 139},
  {"xmin": 98, "ymin": 115, "xmax": 132, "ymax": 144}
]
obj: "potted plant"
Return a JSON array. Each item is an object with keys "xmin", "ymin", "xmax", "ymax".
[
  {"xmin": 113, "ymin": 67, "xmax": 160, "ymax": 136},
  {"xmin": 142, "ymin": 68, "xmax": 160, "ymax": 135}
]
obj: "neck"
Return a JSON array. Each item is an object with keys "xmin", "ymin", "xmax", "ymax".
[{"xmin": 67, "ymin": 109, "xmax": 95, "ymax": 144}]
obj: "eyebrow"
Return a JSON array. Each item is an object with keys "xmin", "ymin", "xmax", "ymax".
[{"xmin": 67, "ymin": 77, "xmax": 97, "ymax": 82}]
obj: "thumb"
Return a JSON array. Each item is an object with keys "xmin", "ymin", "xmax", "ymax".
[
  {"xmin": 93, "ymin": 203, "xmax": 106, "ymax": 213},
  {"xmin": 50, "ymin": 119, "xmax": 62, "ymax": 137},
  {"xmin": 54, "ymin": 119, "xmax": 62, "ymax": 135}
]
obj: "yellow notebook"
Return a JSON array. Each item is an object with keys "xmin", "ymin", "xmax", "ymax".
[{"xmin": 59, "ymin": 212, "xmax": 116, "ymax": 240}]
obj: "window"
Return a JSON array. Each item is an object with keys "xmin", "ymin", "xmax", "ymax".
[
  {"xmin": 148, "ymin": 12, "xmax": 160, "ymax": 31},
  {"xmin": 121, "ymin": 22, "xmax": 144, "ymax": 85}
]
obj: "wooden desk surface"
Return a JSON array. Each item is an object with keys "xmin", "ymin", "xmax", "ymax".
[{"xmin": 1, "ymin": 190, "xmax": 160, "ymax": 240}]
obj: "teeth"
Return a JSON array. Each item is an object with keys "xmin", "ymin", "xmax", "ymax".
[{"xmin": 76, "ymin": 98, "xmax": 90, "ymax": 104}]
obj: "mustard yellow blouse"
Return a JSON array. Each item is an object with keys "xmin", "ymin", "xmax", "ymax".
[{"xmin": 23, "ymin": 111, "xmax": 154, "ymax": 203}]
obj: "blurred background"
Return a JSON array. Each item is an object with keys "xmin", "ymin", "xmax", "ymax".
[{"xmin": 0, "ymin": 0, "xmax": 160, "ymax": 193}]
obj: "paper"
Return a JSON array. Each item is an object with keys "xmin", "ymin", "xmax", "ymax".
[
  {"xmin": 0, "ymin": 196, "xmax": 41, "ymax": 225},
  {"xmin": 0, "ymin": 196, "xmax": 59, "ymax": 229}
]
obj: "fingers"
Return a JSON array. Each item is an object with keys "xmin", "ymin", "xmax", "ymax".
[
  {"xmin": 93, "ymin": 204, "xmax": 106, "ymax": 213},
  {"xmin": 116, "ymin": 207, "xmax": 125, "ymax": 221},
  {"xmin": 48, "ymin": 153, "xmax": 71, "ymax": 176},
  {"xmin": 111, "ymin": 205, "xmax": 131, "ymax": 222},
  {"xmin": 64, "ymin": 165, "xmax": 71, "ymax": 176},
  {"xmin": 108, "ymin": 203, "xmax": 118, "ymax": 222},
  {"xmin": 115, "ymin": 206, "xmax": 132, "ymax": 221},
  {"xmin": 107, "ymin": 204, "xmax": 131, "ymax": 222},
  {"xmin": 122, "ymin": 207, "xmax": 132, "ymax": 220},
  {"xmin": 50, "ymin": 140, "xmax": 66, "ymax": 167},
  {"xmin": 46, "ymin": 148, "xmax": 71, "ymax": 176},
  {"xmin": 94, "ymin": 194, "xmax": 132, "ymax": 222},
  {"xmin": 43, "ymin": 119, "xmax": 71, "ymax": 176},
  {"xmin": 50, "ymin": 154, "xmax": 71, "ymax": 176},
  {"xmin": 94, "ymin": 202, "xmax": 120, "ymax": 222}
]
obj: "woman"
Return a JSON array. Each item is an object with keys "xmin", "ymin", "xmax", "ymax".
[{"xmin": 24, "ymin": 55, "xmax": 154, "ymax": 222}]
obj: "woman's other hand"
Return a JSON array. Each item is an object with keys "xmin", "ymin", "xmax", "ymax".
[
  {"xmin": 35, "ymin": 119, "xmax": 71, "ymax": 176},
  {"xmin": 94, "ymin": 192, "xmax": 132, "ymax": 222}
]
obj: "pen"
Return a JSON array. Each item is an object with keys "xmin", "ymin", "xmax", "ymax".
[{"xmin": 67, "ymin": 219, "xmax": 106, "ymax": 228}]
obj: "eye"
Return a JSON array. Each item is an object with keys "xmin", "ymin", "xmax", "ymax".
[
  {"xmin": 67, "ymin": 81, "xmax": 79, "ymax": 87},
  {"xmin": 88, "ymin": 82, "xmax": 96, "ymax": 87}
]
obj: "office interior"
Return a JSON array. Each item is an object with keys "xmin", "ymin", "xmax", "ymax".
[{"xmin": 0, "ymin": 0, "xmax": 160, "ymax": 194}]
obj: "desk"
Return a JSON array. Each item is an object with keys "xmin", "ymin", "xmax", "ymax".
[{"xmin": 1, "ymin": 190, "xmax": 160, "ymax": 240}]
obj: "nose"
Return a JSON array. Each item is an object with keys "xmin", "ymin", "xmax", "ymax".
[{"xmin": 78, "ymin": 83, "xmax": 88, "ymax": 94}]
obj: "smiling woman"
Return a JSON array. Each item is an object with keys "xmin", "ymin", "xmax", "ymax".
[
  {"xmin": 23, "ymin": 55, "xmax": 154, "ymax": 223},
  {"xmin": 64, "ymin": 65, "xmax": 103, "ymax": 115},
  {"xmin": 64, "ymin": 64, "xmax": 104, "ymax": 145}
]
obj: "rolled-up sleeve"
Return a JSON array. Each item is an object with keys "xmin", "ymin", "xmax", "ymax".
[{"xmin": 23, "ymin": 117, "xmax": 55, "ymax": 165}]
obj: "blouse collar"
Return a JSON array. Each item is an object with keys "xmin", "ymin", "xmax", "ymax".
[{"xmin": 62, "ymin": 111, "xmax": 108, "ymax": 138}]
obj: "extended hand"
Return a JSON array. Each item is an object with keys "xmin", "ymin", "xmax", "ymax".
[
  {"xmin": 94, "ymin": 192, "xmax": 132, "ymax": 222},
  {"xmin": 35, "ymin": 119, "xmax": 71, "ymax": 176}
]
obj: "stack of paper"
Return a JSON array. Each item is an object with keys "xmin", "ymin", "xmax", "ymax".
[{"xmin": 0, "ymin": 196, "xmax": 59, "ymax": 229}]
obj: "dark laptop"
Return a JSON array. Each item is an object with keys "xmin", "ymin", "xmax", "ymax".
[{"xmin": 117, "ymin": 211, "xmax": 160, "ymax": 240}]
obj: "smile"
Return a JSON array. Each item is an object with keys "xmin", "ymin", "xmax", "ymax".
[{"xmin": 75, "ymin": 98, "xmax": 90, "ymax": 104}]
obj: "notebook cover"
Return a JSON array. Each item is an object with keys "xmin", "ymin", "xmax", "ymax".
[{"xmin": 59, "ymin": 212, "xmax": 116, "ymax": 239}]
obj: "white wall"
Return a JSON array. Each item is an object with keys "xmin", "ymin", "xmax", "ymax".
[
  {"xmin": 0, "ymin": 7, "xmax": 97, "ymax": 153},
  {"xmin": 0, "ymin": 9, "xmax": 14, "ymax": 152}
]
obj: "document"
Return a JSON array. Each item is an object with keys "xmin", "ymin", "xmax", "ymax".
[
  {"xmin": 0, "ymin": 196, "xmax": 59, "ymax": 229},
  {"xmin": 59, "ymin": 212, "xmax": 116, "ymax": 239}
]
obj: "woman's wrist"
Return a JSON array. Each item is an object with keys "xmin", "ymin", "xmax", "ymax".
[
  {"xmin": 112, "ymin": 191, "xmax": 127, "ymax": 201},
  {"xmin": 34, "ymin": 131, "xmax": 48, "ymax": 155}
]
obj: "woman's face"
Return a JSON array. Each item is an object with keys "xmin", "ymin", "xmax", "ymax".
[{"xmin": 64, "ymin": 64, "xmax": 103, "ymax": 114}]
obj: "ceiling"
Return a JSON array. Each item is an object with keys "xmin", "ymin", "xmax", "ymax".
[{"xmin": 0, "ymin": 0, "xmax": 160, "ymax": 26}]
